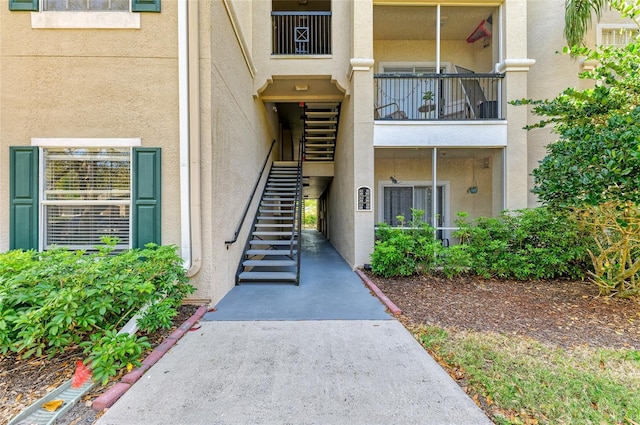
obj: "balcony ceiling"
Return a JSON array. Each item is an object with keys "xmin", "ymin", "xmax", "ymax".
[{"xmin": 374, "ymin": 5, "xmax": 495, "ymax": 40}]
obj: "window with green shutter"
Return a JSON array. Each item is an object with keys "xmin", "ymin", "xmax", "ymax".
[{"xmin": 9, "ymin": 145, "xmax": 161, "ymax": 252}]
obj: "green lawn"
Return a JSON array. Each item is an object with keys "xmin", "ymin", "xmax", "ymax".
[{"xmin": 416, "ymin": 326, "xmax": 640, "ymax": 424}]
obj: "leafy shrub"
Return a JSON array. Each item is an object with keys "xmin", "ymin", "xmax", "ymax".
[
  {"xmin": 371, "ymin": 209, "xmax": 442, "ymax": 277},
  {"xmin": 575, "ymin": 201, "xmax": 640, "ymax": 297},
  {"xmin": 0, "ymin": 239, "xmax": 194, "ymax": 382},
  {"xmin": 454, "ymin": 208, "xmax": 593, "ymax": 280}
]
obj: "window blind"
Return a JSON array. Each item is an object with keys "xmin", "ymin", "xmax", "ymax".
[{"xmin": 43, "ymin": 148, "xmax": 131, "ymax": 250}]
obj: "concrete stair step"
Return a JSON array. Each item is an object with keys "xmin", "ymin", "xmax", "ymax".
[
  {"xmin": 238, "ymin": 271, "xmax": 297, "ymax": 282},
  {"xmin": 246, "ymin": 249, "xmax": 297, "ymax": 256},
  {"xmin": 252, "ymin": 231, "xmax": 297, "ymax": 237},
  {"xmin": 249, "ymin": 239, "xmax": 296, "ymax": 245},
  {"xmin": 242, "ymin": 259, "xmax": 297, "ymax": 267}
]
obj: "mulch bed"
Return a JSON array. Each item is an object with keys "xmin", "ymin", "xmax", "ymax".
[
  {"xmin": 367, "ymin": 272, "xmax": 640, "ymax": 350},
  {"xmin": 1, "ymin": 304, "xmax": 200, "ymax": 425}
]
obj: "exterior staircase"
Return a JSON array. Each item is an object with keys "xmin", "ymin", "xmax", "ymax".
[
  {"xmin": 303, "ymin": 102, "xmax": 340, "ymax": 161},
  {"xmin": 237, "ymin": 161, "xmax": 302, "ymax": 284}
]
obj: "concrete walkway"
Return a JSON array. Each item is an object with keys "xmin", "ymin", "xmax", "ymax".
[{"xmin": 96, "ymin": 230, "xmax": 491, "ymax": 425}]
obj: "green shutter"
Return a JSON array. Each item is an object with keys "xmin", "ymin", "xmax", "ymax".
[
  {"xmin": 10, "ymin": 147, "xmax": 39, "ymax": 251},
  {"xmin": 132, "ymin": 0, "xmax": 160, "ymax": 12},
  {"xmin": 8, "ymin": 0, "xmax": 38, "ymax": 11},
  {"xmin": 132, "ymin": 147, "xmax": 161, "ymax": 248}
]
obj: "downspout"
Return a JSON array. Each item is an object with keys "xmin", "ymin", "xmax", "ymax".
[
  {"xmin": 178, "ymin": 0, "xmax": 202, "ymax": 277},
  {"xmin": 187, "ymin": 0, "xmax": 202, "ymax": 277}
]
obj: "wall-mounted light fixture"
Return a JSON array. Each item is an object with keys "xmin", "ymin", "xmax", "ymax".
[
  {"xmin": 295, "ymin": 84, "xmax": 309, "ymax": 91},
  {"xmin": 467, "ymin": 159, "xmax": 478, "ymax": 194},
  {"xmin": 390, "ymin": 176, "xmax": 398, "ymax": 184}
]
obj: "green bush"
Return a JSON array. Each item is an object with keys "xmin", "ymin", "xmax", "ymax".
[
  {"xmin": 454, "ymin": 208, "xmax": 593, "ymax": 280},
  {"xmin": 0, "ymin": 239, "xmax": 195, "ymax": 382},
  {"xmin": 371, "ymin": 209, "xmax": 442, "ymax": 277}
]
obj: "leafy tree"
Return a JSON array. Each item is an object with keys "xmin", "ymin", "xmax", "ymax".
[
  {"xmin": 516, "ymin": 41, "xmax": 640, "ymax": 208},
  {"xmin": 515, "ymin": 0, "xmax": 640, "ymax": 296}
]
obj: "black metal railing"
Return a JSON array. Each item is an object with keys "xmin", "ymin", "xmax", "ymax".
[
  {"xmin": 272, "ymin": 11, "xmax": 332, "ymax": 55},
  {"xmin": 225, "ymin": 139, "xmax": 276, "ymax": 248},
  {"xmin": 374, "ymin": 73, "xmax": 505, "ymax": 121},
  {"xmin": 294, "ymin": 139, "xmax": 303, "ymax": 285}
]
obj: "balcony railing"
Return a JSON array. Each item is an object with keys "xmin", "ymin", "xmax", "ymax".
[
  {"xmin": 374, "ymin": 73, "xmax": 505, "ymax": 121},
  {"xmin": 272, "ymin": 11, "xmax": 332, "ymax": 55}
]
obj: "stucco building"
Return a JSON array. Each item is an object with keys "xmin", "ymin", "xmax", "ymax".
[{"xmin": 0, "ymin": 0, "xmax": 633, "ymax": 305}]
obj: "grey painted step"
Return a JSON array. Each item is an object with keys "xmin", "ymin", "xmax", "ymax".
[
  {"xmin": 306, "ymin": 102, "xmax": 339, "ymax": 109},
  {"xmin": 246, "ymin": 249, "xmax": 297, "ymax": 256},
  {"xmin": 306, "ymin": 120, "xmax": 337, "ymax": 126},
  {"xmin": 267, "ymin": 182, "xmax": 297, "ymax": 185},
  {"xmin": 306, "ymin": 143, "xmax": 335, "ymax": 148},
  {"xmin": 255, "ymin": 223, "xmax": 294, "ymax": 228},
  {"xmin": 258, "ymin": 208, "xmax": 295, "ymax": 213},
  {"xmin": 260, "ymin": 204, "xmax": 295, "ymax": 208},
  {"xmin": 257, "ymin": 212, "xmax": 295, "ymax": 216},
  {"xmin": 242, "ymin": 259, "xmax": 297, "ymax": 267},
  {"xmin": 306, "ymin": 111, "xmax": 338, "ymax": 118},
  {"xmin": 252, "ymin": 231, "xmax": 297, "ymax": 237},
  {"xmin": 238, "ymin": 271, "xmax": 297, "ymax": 281},
  {"xmin": 249, "ymin": 240, "xmax": 296, "ymax": 245},
  {"xmin": 304, "ymin": 157, "xmax": 333, "ymax": 161},
  {"xmin": 256, "ymin": 216, "xmax": 294, "ymax": 220},
  {"xmin": 306, "ymin": 136, "xmax": 336, "ymax": 140},
  {"xmin": 306, "ymin": 128, "xmax": 336, "ymax": 134}
]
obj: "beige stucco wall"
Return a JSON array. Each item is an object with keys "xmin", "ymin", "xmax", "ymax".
[
  {"xmin": 197, "ymin": 0, "xmax": 280, "ymax": 305},
  {"xmin": 525, "ymin": 0, "xmax": 583, "ymax": 207},
  {"xmin": 328, "ymin": 0, "xmax": 375, "ymax": 268},
  {"xmin": 251, "ymin": 0, "xmax": 352, "ymax": 97},
  {"xmin": 0, "ymin": 1, "xmax": 181, "ymax": 252},
  {"xmin": 374, "ymin": 150, "xmax": 497, "ymax": 225},
  {"xmin": 374, "ymin": 39, "xmax": 493, "ymax": 73}
]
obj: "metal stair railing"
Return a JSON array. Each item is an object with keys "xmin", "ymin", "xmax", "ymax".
[
  {"xmin": 225, "ymin": 139, "xmax": 276, "ymax": 248},
  {"xmin": 294, "ymin": 139, "xmax": 303, "ymax": 285}
]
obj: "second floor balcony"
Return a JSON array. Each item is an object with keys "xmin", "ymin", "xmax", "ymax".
[
  {"xmin": 374, "ymin": 71, "xmax": 504, "ymax": 122},
  {"xmin": 272, "ymin": 11, "xmax": 332, "ymax": 56}
]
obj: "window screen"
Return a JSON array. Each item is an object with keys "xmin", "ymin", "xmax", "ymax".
[
  {"xmin": 43, "ymin": 148, "xmax": 131, "ymax": 250},
  {"xmin": 601, "ymin": 28, "xmax": 639, "ymax": 47},
  {"xmin": 43, "ymin": 0, "xmax": 129, "ymax": 11}
]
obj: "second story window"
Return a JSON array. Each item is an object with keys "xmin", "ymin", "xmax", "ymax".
[
  {"xmin": 43, "ymin": 0, "xmax": 129, "ymax": 11},
  {"xmin": 599, "ymin": 25, "xmax": 639, "ymax": 47}
]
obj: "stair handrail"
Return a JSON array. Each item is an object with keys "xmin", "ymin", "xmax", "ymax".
[
  {"xmin": 226, "ymin": 139, "xmax": 277, "ymax": 248},
  {"xmin": 293, "ymin": 137, "xmax": 304, "ymax": 284}
]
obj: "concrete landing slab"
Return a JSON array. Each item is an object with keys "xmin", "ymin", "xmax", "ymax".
[{"xmin": 96, "ymin": 320, "xmax": 491, "ymax": 425}]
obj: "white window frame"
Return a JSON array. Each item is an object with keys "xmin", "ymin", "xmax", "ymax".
[
  {"xmin": 597, "ymin": 24, "xmax": 639, "ymax": 47},
  {"xmin": 31, "ymin": 138, "xmax": 141, "ymax": 251},
  {"xmin": 377, "ymin": 180, "xmax": 450, "ymax": 239},
  {"xmin": 30, "ymin": 0, "xmax": 140, "ymax": 29}
]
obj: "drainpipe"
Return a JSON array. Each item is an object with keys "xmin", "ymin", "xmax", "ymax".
[
  {"xmin": 178, "ymin": 0, "xmax": 202, "ymax": 277},
  {"xmin": 187, "ymin": 0, "xmax": 202, "ymax": 277}
]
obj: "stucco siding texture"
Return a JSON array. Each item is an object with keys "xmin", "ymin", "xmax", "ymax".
[{"xmin": 0, "ymin": 3, "xmax": 180, "ymax": 253}]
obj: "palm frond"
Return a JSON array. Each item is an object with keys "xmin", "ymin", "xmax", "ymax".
[{"xmin": 564, "ymin": 0, "xmax": 606, "ymax": 48}]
